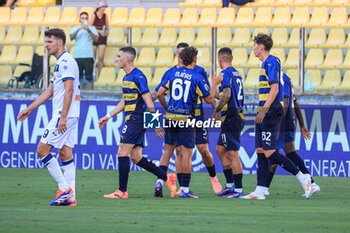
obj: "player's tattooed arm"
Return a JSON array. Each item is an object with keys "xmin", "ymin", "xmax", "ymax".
[
  {"xmin": 210, "ymin": 99, "xmax": 217, "ymax": 110},
  {"xmin": 151, "ymin": 91, "xmax": 158, "ymax": 102},
  {"xmin": 294, "ymin": 99, "xmax": 311, "ymax": 140},
  {"xmin": 214, "ymin": 87, "xmax": 231, "ymax": 113}
]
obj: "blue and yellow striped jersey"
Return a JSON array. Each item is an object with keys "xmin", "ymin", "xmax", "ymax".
[
  {"xmin": 122, "ymin": 68, "xmax": 150, "ymax": 121},
  {"xmin": 283, "ymin": 73, "xmax": 296, "ymax": 130},
  {"xmin": 218, "ymin": 67, "xmax": 244, "ymax": 123},
  {"xmin": 258, "ymin": 55, "xmax": 284, "ymax": 116}
]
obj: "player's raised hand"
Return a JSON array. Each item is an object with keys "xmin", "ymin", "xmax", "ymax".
[
  {"xmin": 17, "ymin": 108, "xmax": 32, "ymax": 121},
  {"xmin": 98, "ymin": 116, "xmax": 109, "ymax": 129},
  {"xmin": 57, "ymin": 117, "xmax": 67, "ymax": 134},
  {"xmin": 301, "ymin": 126, "xmax": 311, "ymax": 140},
  {"xmin": 155, "ymin": 128, "xmax": 165, "ymax": 138}
]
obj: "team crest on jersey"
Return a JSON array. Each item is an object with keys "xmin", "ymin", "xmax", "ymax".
[
  {"xmin": 54, "ymin": 64, "xmax": 59, "ymax": 72},
  {"xmin": 63, "ymin": 65, "xmax": 68, "ymax": 70}
]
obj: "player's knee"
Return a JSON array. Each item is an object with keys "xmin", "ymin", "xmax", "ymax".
[{"xmin": 198, "ymin": 147, "xmax": 210, "ymax": 159}]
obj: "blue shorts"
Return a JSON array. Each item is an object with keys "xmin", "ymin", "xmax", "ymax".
[
  {"xmin": 195, "ymin": 126, "xmax": 209, "ymax": 145},
  {"xmin": 217, "ymin": 119, "xmax": 244, "ymax": 151},
  {"xmin": 284, "ymin": 128, "xmax": 295, "ymax": 143},
  {"xmin": 164, "ymin": 122, "xmax": 195, "ymax": 148},
  {"xmin": 120, "ymin": 120, "xmax": 145, "ymax": 147},
  {"xmin": 255, "ymin": 114, "xmax": 285, "ymax": 150}
]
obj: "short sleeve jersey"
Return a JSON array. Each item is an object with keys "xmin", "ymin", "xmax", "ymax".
[
  {"xmin": 258, "ymin": 55, "xmax": 284, "ymax": 116},
  {"xmin": 122, "ymin": 68, "xmax": 150, "ymax": 121},
  {"xmin": 219, "ymin": 67, "xmax": 244, "ymax": 122},
  {"xmin": 70, "ymin": 26, "xmax": 98, "ymax": 58},
  {"xmin": 283, "ymin": 73, "xmax": 296, "ymax": 130},
  {"xmin": 51, "ymin": 51, "xmax": 80, "ymax": 118}
]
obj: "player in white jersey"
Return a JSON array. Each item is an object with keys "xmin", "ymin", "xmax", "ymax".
[{"xmin": 17, "ymin": 28, "xmax": 80, "ymax": 207}]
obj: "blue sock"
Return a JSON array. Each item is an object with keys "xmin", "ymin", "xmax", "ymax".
[
  {"xmin": 118, "ymin": 157, "xmax": 130, "ymax": 192},
  {"xmin": 206, "ymin": 165, "xmax": 216, "ymax": 178},
  {"xmin": 286, "ymin": 151, "xmax": 310, "ymax": 174},
  {"xmin": 264, "ymin": 161, "xmax": 276, "ymax": 188},
  {"xmin": 233, "ymin": 173, "xmax": 243, "ymax": 189},
  {"xmin": 137, "ymin": 157, "xmax": 167, "ymax": 181},
  {"xmin": 269, "ymin": 151, "xmax": 299, "ymax": 175},
  {"xmin": 177, "ymin": 173, "xmax": 183, "ymax": 187},
  {"xmin": 157, "ymin": 165, "xmax": 168, "ymax": 179},
  {"xmin": 181, "ymin": 173, "xmax": 191, "ymax": 188},
  {"xmin": 223, "ymin": 168, "xmax": 234, "ymax": 184},
  {"xmin": 257, "ymin": 153, "xmax": 268, "ymax": 187}
]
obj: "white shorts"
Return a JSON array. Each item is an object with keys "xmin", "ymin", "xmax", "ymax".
[{"xmin": 40, "ymin": 115, "xmax": 78, "ymax": 149}]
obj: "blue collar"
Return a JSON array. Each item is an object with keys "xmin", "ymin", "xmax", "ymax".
[{"xmin": 57, "ymin": 51, "xmax": 67, "ymax": 60}]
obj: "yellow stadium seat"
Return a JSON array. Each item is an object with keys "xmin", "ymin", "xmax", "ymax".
[
  {"xmin": 326, "ymin": 8, "xmax": 348, "ymax": 27},
  {"xmin": 108, "ymin": 27, "xmax": 126, "ymax": 46},
  {"xmin": 15, "ymin": 46, "xmax": 34, "ymax": 65},
  {"xmin": 227, "ymin": 28, "xmax": 250, "ymax": 47},
  {"xmin": 196, "ymin": 8, "xmax": 217, "ymax": 27},
  {"xmin": 317, "ymin": 49, "xmax": 343, "ymax": 69},
  {"xmin": 94, "ymin": 67, "xmax": 116, "ymax": 88},
  {"xmin": 13, "ymin": 65, "xmax": 30, "ymax": 78},
  {"xmin": 284, "ymin": 28, "xmax": 301, "ymax": 48},
  {"xmin": 140, "ymin": 8, "xmax": 163, "ymax": 27},
  {"xmin": 213, "ymin": 8, "xmax": 235, "ymax": 27},
  {"xmin": 134, "ymin": 28, "xmax": 159, "ymax": 47},
  {"xmin": 270, "ymin": 48, "xmax": 286, "ymax": 65},
  {"xmin": 104, "ymin": 7, "xmax": 112, "ymax": 21},
  {"xmin": 339, "ymin": 31, "xmax": 350, "ymax": 48},
  {"xmin": 217, "ymin": 28, "xmax": 232, "ymax": 47},
  {"xmin": 307, "ymin": 7, "xmax": 329, "ymax": 27},
  {"xmin": 0, "ymin": 26, "xmax": 5, "ymax": 41},
  {"xmin": 306, "ymin": 28, "xmax": 326, "ymax": 48},
  {"xmin": 41, "ymin": 7, "xmax": 60, "ymax": 26},
  {"xmin": 288, "ymin": 7, "xmax": 310, "ymax": 27},
  {"xmin": 309, "ymin": 0, "xmax": 331, "ymax": 6},
  {"xmin": 35, "ymin": 46, "xmax": 57, "ymax": 66},
  {"xmin": 0, "ymin": 65, "xmax": 12, "ymax": 86},
  {"xmin": 273, "ymin": 0, "xmax": 294, "ymax": 6},
  {"xmin": 244, "ymin": 68, "xmax": 260, "ymax": 89},
  {"xmin": 30, "ymin": 0, "xmax": 55, "ymax": 7},
  {"xmin": 131, "ymin": 27, "xmax": 142, "ymax": 45},
  {"xmin": 160, "ymin": 8, "xmax": 181, "ymax": 27},
  {"xmin": 152, "ymin": 48, "xmax": 174, "ymax": 68},
  {"xmin": 284, "ymin": 48, "xmax": 299, "ymax": 68},
  {"xmin": 0, "ymin": 7, "xmax": 10, "ymax": 25},
  {"xmin": 327, "ymin": 0, "xmax": 349, "ymax": 6},
  {"xmin": 242, "ymin": 52, "xmax": 262, "ymax": 68},
  {"xmin": 231, "ymin": 8, "xmax": 254, "ymax": 27},
  {"xmin": 334, "ymin": 70, "xmax": 350, "ymax": 91},
  {"xmin": 232, "ymin": 48, "xmax": 248, "ymax": 67},
  {"xmin": 110, "ymin": 8, "xmax": 128, "ymax": 27},
  {"xmin": 178, "ymin": 8, "xmax": 199, "ymax": 27},
  {"xmin": 103, "ymin": 47, "xmax": 119, "ymax": 67},
  {"xmin": 58, "ymin": 7, "xmax": 77, "ymax": 26},
  {"xmin": 124, "ymin": 7, "xmax": 146, "ymax": 27},
  {"xmin": 150, "ymin": 67, "xmax": 168, "ymax": 88},
  {"xmin": 305, "ymin": 69, "xmax": 322, "ymax": 89},
  {"xmin": 194, "ymin": 28, "xmax": 211, "ymax": 47},
  {"xmin": 320, "ymin": 28, "xmax": 345, "ymax": 48},
  {"xmin": 270, "ymin": 7, "xmax": 291, "ymax": 26},
  {"xmin": 272, "ymin": 28, "xmax": 289, "ymax": 47},
  {"xmin": 135, "ymin": 48, "xmax": 156, "ymax": 67},
  {"xmin": 315, "ymin": 70, "xmax": 341, "ymax": 91},
  {"xmin": 200, "ymin": 0, "xmax": 222, "ymax": 7},
  {"xmin": 61, "ymin": 27, "xmax": 74, "ymax": 46},
  {"xmin": 286, "ymin": 69, "xmax": 300, "ymax": 90},
  {"xmin": 34, "ymin": 29, "xmax": 45, "ymax": 45},
  {"xmin": 292, "ymin": 0, "xmax": 312, "ymax": 6},
  {"xmin": 16, "ymin": 0, "xmax": 35, "ymax": 7},
  {"xmin": 197, "ymin": 48, "xmax": 211, "ymax": 68},
  {"xmin": 249, "ymin": 7, "xmax": 272, "ymax": 27},
  {"xmin": 173, "ymin": 28, "xmax": 195, "ymax": 47},
  {"xmin": 252, "ymin": 0, "xmax": 276, "ymax": 7},
  {"xmin": 20, "ymin": 26, "xmax": 39, "ymax": 45},
  {"xmin": 69, "ymin": 47, "xmax": 74, "ymax": 56},
  {"xmin": 2, "ymin": 26, "xmax": 22, "ymax": 45},
  {"xmin": 79, "ymin": 7, "xmax": 94, "ymax": 18},
  {"xmin": 23, "ymin": 7, "xmax": 44, "ymax": 26},
  {"xmin": 236, "ymin": 68, "xmax": 245, "ymax": 80},
  {"xmin": 179, "ymin": 0, "xmax": 203, "ymax": 7},
  {"xmin": 339, "ymin": 50, "xmax": 350, "ymax": 69},
  {"xmin": 244, "ymin": 28, "xmax": 270, "ymax": 47},
  {"xmin": 157, "ymin": 28, "xmax": 177, "ymax": 47},
  {"xmin": 8, "ymin": 7, "xmax": 27, "ymax": 26},
  {"xmin": 139, "ymin": 67, "xmax": 153, "ymax": 82},
  {"xmin": 115, "ymin": 69, "xmax": 126, "ymax": 87},
  {"xmin": 305, "ymin": 49, "xmax": 324, "ymax": 69}
]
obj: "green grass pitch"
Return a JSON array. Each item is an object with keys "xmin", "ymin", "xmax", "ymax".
[{"xmin": 0, "ymin": 168, "xmax": 350, "ymax": 233}]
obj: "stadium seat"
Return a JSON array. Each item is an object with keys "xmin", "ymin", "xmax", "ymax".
[
  {"xmin": 124, "ymin": 8, "xmax": 146, "ymax": 27},
  {"xmin": 227, "ymin": 28, "xmax": 250, "ymax": 47},
  {"xmin": 317, "ymin": 49, "xmax": 343, "ymax": 69},
  {"xmin": 327, "ymin": 0, "xmax": 350, "ymax": 6},
  {"xmin": 309, "ymin": 0, "xmax": 331, "ymax": 6},
  {"xmin": 231, "ymin": 7, "xmax": 254, "ymax": 27},
  {"xmin": 196, "ymin": 8, "xmax": 217, "ymax": 27},
  {"xmin": 249, "ymin": 7, "xmax": 272, "ymax": 27},
  {"xmin": 69, "ymin": 47, "xmax": 74, "ymax": 56},
  {"xmin": 305, "ymin": 49, "xmax": 324, "ymax": 68},
  {"xmin": 139, "ymin": 8, "xmax": 163, "ymax": 27},
  {"xmin": 61, "ymin": 27, "xmax": 74, "ymax": 46},
  {"xmin": 94, "ymin": 67, "xmax": 117, "ymax": 88},
  {"xmin": 152, "ymin": 48, "xmax": 174, "ymax": 67},
  {"xmin": 16, "ymin": 0, "xmax": 35, "ymax": 6},
  {"xmin": 157, "ymin": 28, "xmax": 177, "ymax": 47},
  {"xmin": 41, "ymin": 7, "xmax": 61, "ymax": 26},
  {"xmin": 134, "ymin": 28, "xmax": 159, "ymax": 47},
  {"xmin": 108, "ymin": 27, "xmax": 126, "ymax": 46},
  {"xmin": 150, "ymin": 67, "xmax": 168, "ymax": 88},
  {"xmin": 139, "ymin": 67, "xmax": 153, "ymax": 82},
  {"xmin": 284, "ymin": 28, "xmax": 301, "ymax": 48},
  {"xmin": 8, "ymin": 7, "xmax": 27, "ymax": 25},
  {"xmin": 135, "ymin": 48, "xmax": 156, "ymax": 67},
  {"xmin": 58, "ymin": 7, "xmax": 78, "ymax": 26},
  {"xmin": 159, "ymin": 8, "xmax": 181, "ymax": 27},
  {"xmin": 15, "ymin": 46, "xmax": 34, "ymax": 65},
  {"xmin": 339, "ymin": 50, "xmax": 350, "ymax": 69},
  {"xmin": 110, "ymin": 8, "xmax": 128, "ymax": 26},
  {"xmin": 35, "ymin": 46, "xmax": 57, "ymax": 66},
  {"xmin": 306, "ymin": 28, "xmax": 326, "ymax": 48},
  {"xmin": 20, "ymin": 26, "xmax": 39, "ymax": 45},
  {"xmin": 24, "ymin": 7, "xmax": 44, "ymax": 26},
  {"xmin": 103, "ymin": 47, "xmax": 119, "ymax": 67},
  {"xmin": 201, "ymin": 0, "xmax": 222, "ymax": 7},
  {"xmin": 35, "ymin": 29, "xmax": 46, "ymax": 45},
  {"xmin": 194, "ymin": 28, "xmax": 211, "ymax": 47},
  {"xmin": 79, "ymin": 7, "xmax": 94, "ymax": 18},
  {"xmin": 320, "ymin": 28, "xmax": 345, "ymax": 48},
  {"xmin": 236, "ymin": 68, "xmax": 245, "ymax": 80},
  {"xmin": 288, "ymin": 7, "xmax": 310, "ymax": 27},
  {"xmin": 197, "ymin": 48, "xmax": 211, "ymax": 68},
  {"xmin": 252, "ymin": 0, "xmax": 276, "ymax": 7},
  {"xmin": 173, "ymin": 28, "xmax": 195, "ymax": 47},
  {"xmin": 213, "ymin": 8, "xmax": 235, "ymax": 27},
  {"xmin": 217, "ymin": 28, "xmax": 232, "ymax": 47},
  {"xmin": 0, "ymin": 26, "xmax": 5, "ymax": 41},
  {"xmin": 242, "ymin": 52, "xmax": 262, "ymax": 68},
  {"xmin": 131, "ymin": 27, "xmax": 142, "ymax": 45},
  {"xmin": 273, "ymin": 0, "xmax": 293, "ymax": 6},
  {"xmin": 0, "ymin": 65, "xmax": 12, "ymax": 86},
  {"xmin": 292, "ymin": 0, "xmax": 312, "ymax": 6},
  {"xmin": 307, "ymin": 7, "xmax": 329, "ymax": 27},
  {"xmin": 334, "ymin": 70, "xmax": 350, "ymax": 91},
  {"xmin": 284, "ymin": 48, "xmax": 299, "ymax": 68},
  {"xmin": 178, "ymin": 8, "xmax": 199, "ymax": 27},
  {"xmin": 244, "ymin": 28, "xmax": 269, "ymax": 47},
  {"xmin": 271, "ymin": 28, "xmax": 289, "ymax": 47},
  {"xmin": 305, "ymin": 69, "xmax": 322, "ymax": 89},
  {"xmin": 339, "ymin": 31, "xmax": 350, "ymax": 48},
  {"xmin": 115, "ymin": 69, "xmax": 125, "ymax": 87},
  {"xmin": 244, "ymin": 68, "xmax": 260, "ymax": 89},
  {"xmin": 232, "ymin": 48, "xmax": 248, "ymax": 67},
  {"xmin": 30, "ymin": 0, "xmax": 55, "ymax": 7},
  {"xmin": 314, "ymin": 70, "xmax": 341, "ymax": 91},
  {"xmin": 270, "ymin": 48, "xmax": 286, "ymax": 65},
  {"xmin": 2, "ymin": 26, "xmax": 22, "ymax": 45},
  {"xmin": 179, "ymin": 0, "xmax": 203, "ymax": 7},
  {"xmin": 326, "ymin": 7, "xmax": 348, "ymax": 27},
  {"xmin": 13, "ymin": 65, "xmax": 30, "ymax": 78},
  {"xmin": 286, "ymin": 69, "xmax": 300, "ymax": 90},
  {"xmin": 270, "ymin": 7, "xmax": 291, "ymax": 26},
  {"xmin": 0, "ymin": 7, "xmax": 10, "ymax": 25}
]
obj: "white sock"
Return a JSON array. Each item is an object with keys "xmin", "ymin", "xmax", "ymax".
[
  {"xmin": 181, "ymin": 187, "xmax": 189, "ymax": 193},
  {"xmin": 41, "ymin": 154, "xmax": 69, "ymax": 191},
  {"xmin": 255, "ymin": 186, "xmax": 264, "ymax": 195},
  {"xmin": 235, "ymin": 188, "xmax": 243, "ymax": 193},
  {"xmin": 62, "ymin": 159, "xmax": 76, "ymax": 200},
  {"xmin": 226, "ymin": 183, "xmax": 234, "ymax": 188},
  {"xmin": 295, "ymin": 171, "xmax": 305, "ymax": 184},
  {"xmin": 156, "ymin": 179, "xmax": 164, "ymax": 186}
]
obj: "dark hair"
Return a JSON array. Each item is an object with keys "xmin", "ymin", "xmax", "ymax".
[
  {"xmin": 179, "ymin": 47, "xmax": 198, "ymax": 66},
  {"xmin": 177, "ymin": 42, "xmax": 189, "ymax": 49},
  {"xmin": 218, "ymin": 47, "xmax": 233, "ymax": 62},
  {"xmin": 120, "ymin": 46, "xmax": 136, "ymax": 61},
  {"xmin": 80, "ymin": 11, "xmax": 88, "ymax": 17},
  {"xmin": 253, "ymin": 33, "xmax": 273, "ymax": 51},
  {"xmin": 45, "ymin": 28, "xmax": 66, "ymax": 45}
]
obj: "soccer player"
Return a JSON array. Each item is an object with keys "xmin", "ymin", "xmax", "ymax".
[
  {"xmin": 17, "ymin": 28, "xmax": 80, "ymax": 206},
  {"xmin": 152, "ymin": 43, "xmax": 222, "ymax": 197},
  {"xmin": 262, "ymin": 73, "xmax": 320, "ymax": 196},
  {"xmin": 98, "ymin": 46, "xmax": 177, "ymax": 199},
  {"xmin": 212, "ymin": 47, "xmax": 245, "ymax": 198},
  {"xmin": 157, "ymin": 47, "xmax": 217, "ymax": 198},
  {"xmin": 241, "ymin": 33, "xmax": 312, "ymax": 200}
]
